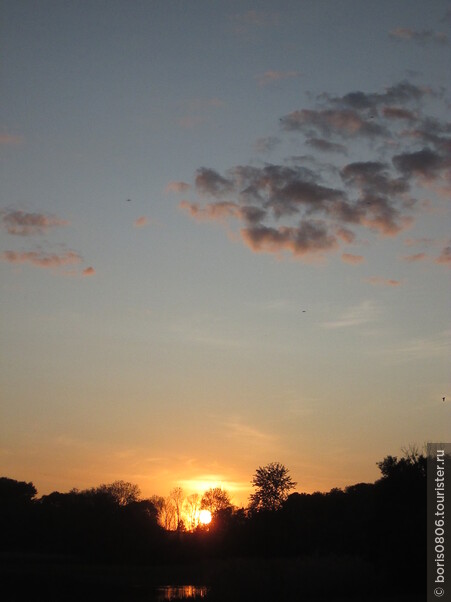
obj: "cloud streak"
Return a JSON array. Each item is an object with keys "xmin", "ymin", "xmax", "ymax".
[
  {"xmin": 364, "ymin": 277, "xmax": 403, "ymax": 287},
  {"xmin": 1, "ymin": 210, "xmax": 69, "ymax": 236},
  {"xmin": 255, "ymin": 70, "xmax": 301, "ymax": 86},
  {"xmin": 133, "ymin": 216, "xmax": 148, "ymax": 228},
  {"xmin": 321, "ymin": 300, "xmax": 380, "ymax": 329},
  {"xmin": 389, "ymin": 28, "xmax": 448, "ymax": 45},
  {"xmin": 0, "ymin": 133, "xmax": 23, "ymax": 145},
  {"xmin": 1, "ymin": 249, "xmax": 82, "ymax": 269}
]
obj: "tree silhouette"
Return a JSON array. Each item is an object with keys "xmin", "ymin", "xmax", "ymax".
[
  {"xmin": 169, "ymin": 486, "xmax": 185, "ymax": 531},
  {"xmin": 0, "ymin": 477, "xmax": 37, "ymax": 505},
  {"xmin": 249, "ymin": 462, "xmax": 296, "ymax": 512},
  {"xmin": 184, "ymin": 493, "xmax": 201, "ymax": 530},
  {"xmin": 201, "ymin": 487, "xmax": 233, "ymax": 515},
  {"xmin": 94, "ymin": 480, "xmax": 141, "ymax": 506}
]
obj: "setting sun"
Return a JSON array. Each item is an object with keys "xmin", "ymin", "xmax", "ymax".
[{"xmin": 198, "ymin": 510, "xmax": 212, "ymax": 525}]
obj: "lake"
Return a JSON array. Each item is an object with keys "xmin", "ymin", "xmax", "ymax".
[{"xmin": 155, "ymin": 585, "xmax": 209, "ymax": 600}]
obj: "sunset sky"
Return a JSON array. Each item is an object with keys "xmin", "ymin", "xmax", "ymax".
[{"xmin": 1, "ymin": 0, "xmax": 450, "ymax": 506}]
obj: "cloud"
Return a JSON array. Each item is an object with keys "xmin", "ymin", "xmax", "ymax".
[
  {"xmin": 340, "ymin": 162, "xmax": 412, "ymax": 235},
  {"xmin": 364, "ymin": 277, "xmax": 403, "ymax": 287},
  {"xmin": 305, "ymin": 138, "xmax": 347, "ymax": 154},
  {"xmin": 255, "ymin": 70, "xmax": 301, "ymax": 86},
  {"xmin": 0, "ymin": 133, "xmax": 23, "ymax": 145},
  {"xmin": 382, "ymin": 106, "xmax": 417, "ymax": 121},
  {"xmin": 402, "ymin": 252, "xmax": 427, "ymax": 263},
  {"xmin": 280, "ymin": 108, "xmax": 387, "ymax": 139},
  {"xmin": 384, "ymin": 331, "xmax": 451, "ymax": 362},
  {"xmin": 180, "ymin": 200, "xmax": 265, "ymax": 224},
  {"xmin": 230, "ymin": 10, "xmax": 279, "ymax": 34},
  {"xmin": 133, "ymin": 216, "xmax": 148, "ymax": 228},
  {"xmin": 178, "ymin": 115, "xmax": 204, "ymax": 129},
  {"xmin": 178, "ymin": 80, "xmax": 447, "ymax": 261},
  {"xmin": 389, "ymin": 28, "xmax": 448, "ymax": 45},
  {"xmin": 177, "ymin": 97, "xmax": 225, "ymax": 129},
  {"xmin": 253, "ymin": 136, "xmax": 281, "ymax": 153},
  {"xmin": 1, "ymin": 249, "xmax": 82, "ymax": 269},
  {"xmin": 321, "ymin": 300, "xmax": 380, "ymax": 329},
  {"xmin": 195, "ymin": 168, "xmax": 234, "ymax": 197},
  {"xmin": 1, "ymin": 209, "xmax": 69, "ymax": 236},
  {"xmin": 320, "ymin": 81, "xmax": 430, "ymax": 110},
  {"xmin": 392, "ymin": 148, "xmax": 450, "ymax": 182},
  {"xmin": 436, "ymin": 243, "xmax": 451, "ymax": 265},
  {"xmin": 226, "ymin": 421, "xmax": 275, "ymax": 443},
  {"xmin": 240, "ymin": 221, "xmax": 339, "ymax": 258},
  {"xmin": 82, "ymin": 266, "xmax": 95, "ymax": 276},
  {"xmin": 341, "ymin": 253, "xmax": 364, "ymax": 264},
  {"xmin": 403, "ymin": 237, "xmax": 433, "ymax": 247},
  {"xmin": 165, "ymin": 181, "xmax": 191, "ymax": 193}
]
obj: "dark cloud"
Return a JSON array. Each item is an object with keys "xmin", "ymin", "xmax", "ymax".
[
  {"xmin": 280, "ymin": 108, "xmax": 387, "ymax": 139},
  {"xmin": 179, "ymin": 200, "xmax": 266, "ymax": 224},
  {"xmin": 241, "ymin": 220, "xmax": 338, "ymax": 257},
  {"xmin": 1, "ymin": 209, "xmax": 69, "ymax": 236},
  {"xmin": 392, "ymin": 148, "xmax": 449, "ymax": 180},
  {"xmin": 382, "ymin": 107, "xmax": 418, "ymax": 121},
  {"xmin": 341, "ymin": 161, "xmax": 409, "ymax": 196},
  {"xmin": 195, "ymin": 168, "xmax": 234, "ymax": 197},
  {"xmin": 305, "ymin": 138, "xmax": 347, "ymax": 154},
  {"xmin": 179, "ymin": 80, "xmax": 448, "ymax": 260},
  {"xmin": 320, "ymin": 82, "xmax": 429, "ymax": 110}
]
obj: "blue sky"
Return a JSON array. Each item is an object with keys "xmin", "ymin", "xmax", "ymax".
[{"xmin": 1, "ymin": 0, "xmax": 450, "ymax": 503}]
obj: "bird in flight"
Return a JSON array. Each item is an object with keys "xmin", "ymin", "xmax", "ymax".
[
  {"xmin": 443, "ymin": 397, "xmax": 446, "ymax": 402},
  {"xmin": 126, "ymin": 199, "xmax": 132, "ymax": 202}
]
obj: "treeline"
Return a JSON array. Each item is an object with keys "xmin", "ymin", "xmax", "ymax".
[{"xmin": 0, "ymin": 448, "xmax": 427, "ymax": 598}]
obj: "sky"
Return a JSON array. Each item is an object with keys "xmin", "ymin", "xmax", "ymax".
[{"xmin": 1, "ymin": 0, "xmax": 450, "ymax": 506}]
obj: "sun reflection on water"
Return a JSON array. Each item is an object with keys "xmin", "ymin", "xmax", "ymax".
[{"xmin": 156, "ymin": 585, "xmax": 209, "ymax": 600}]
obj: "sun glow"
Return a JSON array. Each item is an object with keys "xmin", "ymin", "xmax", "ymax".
[{"xmin": 198, "ymin": 509, "xmax": 212, "ymax": 525}]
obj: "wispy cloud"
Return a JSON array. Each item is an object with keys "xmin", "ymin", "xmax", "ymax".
[
  {"xmin": 389, "ymin": 28, "xmax": 448, "ymax": 45},
  {"xmin": 321, "ymin": 300, "xmax": 380, "ymax": 329},
  {"xmin": 255, "ymin": 70, "xmax": 301, "ymax": 86},
  {"xmin": 133, "ymin": 216, "xmax": 148, "ymax": 228},
  {"xmin": 384, "ymin": 330, "xmax": 451, "ymax": 362},
  {"xmin": 253, "ymin": 136, "xmax": 281, "ymax": 154},
  {"xmin": 1, "ymin": 249, "xmax": 82, "ymax": 269},
  {"xmin": 225, "ymin": 420, "xmax": 276, "ymax": 445},
  {"xmin": 364, "ymin": 277, "xmax": 403, "ymax": 287},
  {"xmin": 436, "ymin": 243, "xmax": 451, "ymax": 266},
  {"xmin": 0, "ymin": 133, "xmax": 23, "ymax": 145},
  {"xmin": 1, "ymin": 209, "xmax": 69, "ymax": 236},
  {"xmin": 165, "ymin": 181, "xmax": 191, "ymax": 194},
  {"xmin": 230, "ymin": 10, "xmax": 279, "ymax": 35},
  {"xmin": 177, "ymin": 97, "xmax": 225, "ymax": 129},
  {"xmin": 341, "ymin": 253, "xmax": 364, "ymax": 265},
  {"xmin": 402, "ymin": 252, "xmax": 427, "ymax": 263}
]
